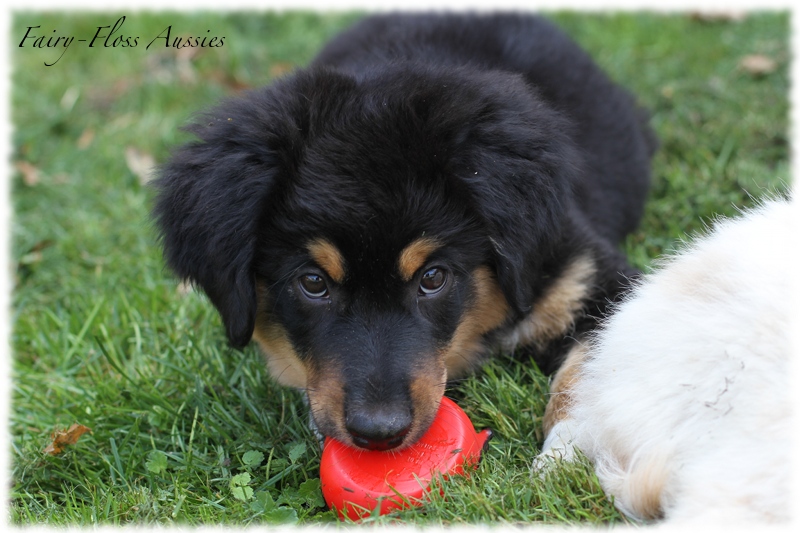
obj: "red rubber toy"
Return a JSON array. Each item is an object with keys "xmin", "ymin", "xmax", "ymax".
[{"xmin": 320, "ymin": 396, "xmax": 492, "ymax": 521}]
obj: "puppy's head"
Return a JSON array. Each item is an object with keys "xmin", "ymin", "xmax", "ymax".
[{"xmin": 153, "ymin": 64, "xmax": 579, "ymax": 449}]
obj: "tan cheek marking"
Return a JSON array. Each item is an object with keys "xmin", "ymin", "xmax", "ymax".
[
  {"xmin": 504, "ymin": 254, "xmax": 596, "ymax": 351},
  {"xmin": 443, "ymin": 266, "xmax": 511, "ymax": 379},
  {"xmin": 307, "ymin": 238, "xmax": 346, "ymax": 284},
  {"xmin": 397, "ymin": 237, "xmax": 442, "ymax": 282},
  {"xmin": 252, "ymin": 285, "xmax": 307, "ymax": 388},
  {"xmin": 306, "ymin": 363, "xmax": 348, "ymax": 442},
  {"xmin": 252, "ymin": 283, "xmax": 349, "ymax": 444},
  {"xmin": 542, "ymin": 342, "xmax": 588, "ymax": 435},
  {"xmin": 406, "ymin": 359, "xmax": 448, "ymax": 446}
]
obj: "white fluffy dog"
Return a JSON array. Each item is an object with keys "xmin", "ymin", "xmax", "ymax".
[{"xmin": 536, "ymin": 198, "xmax": 795, "ymax": 523}]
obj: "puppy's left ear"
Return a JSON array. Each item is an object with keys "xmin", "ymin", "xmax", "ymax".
[
  {"xmin": 450, "ymin": 78, "xmax": 580, "ymax": 318},
  {"xmin": 467, "ymin": 166, "xmax": 573, "ymax": 318},
  {"xmin": 152, "ymin": 89, "xmax": 299, "ymax": 348}
]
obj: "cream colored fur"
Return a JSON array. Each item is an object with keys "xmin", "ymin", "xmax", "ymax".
[{"xmin": 536, "ymin": 198, "xmax": 796, "ymax": 524}]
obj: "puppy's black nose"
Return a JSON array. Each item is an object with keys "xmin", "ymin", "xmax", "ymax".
[{"xmin": 346, "ymin": 407, "xmax": 413, "ymax": 451}]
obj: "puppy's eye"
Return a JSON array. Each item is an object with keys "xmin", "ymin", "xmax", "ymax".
[
  {"xmin": 299, "ymin": 274, "xmax": 328, "ymax": 299},
  {"xmin": 419, "ymin": 267, "xmax": 447, "ymax": 296}
]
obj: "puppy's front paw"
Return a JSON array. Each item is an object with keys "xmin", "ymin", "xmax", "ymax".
[{"xmin": 532, "ymin": 419, "xmax": 577, "ymax": 475}]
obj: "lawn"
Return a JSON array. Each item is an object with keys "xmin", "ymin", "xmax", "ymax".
[{"xmin": 8, "ymin": 9, "xmax": 790, "ymax": 526}]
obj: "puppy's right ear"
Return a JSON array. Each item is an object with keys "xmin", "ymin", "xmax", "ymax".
[{"xmin": 152, "ymin": 89, "xmax": 300, "ymax": 348}]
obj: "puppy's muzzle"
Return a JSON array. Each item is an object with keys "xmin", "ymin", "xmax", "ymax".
[{"xmin": 345, "ymin": 404, "xmax": 413, "ymax": 451}]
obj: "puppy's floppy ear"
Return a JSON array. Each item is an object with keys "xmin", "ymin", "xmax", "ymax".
[
  {"xmin": 152, "ymin": 87, "xmax": 301, "ymax": 348},
  {"xmin": 449, "ymin": 75, "xmax": 580, "ymax": 318}
]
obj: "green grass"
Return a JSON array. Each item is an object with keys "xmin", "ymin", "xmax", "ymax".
[{"xmin": 9, "ymin": 10, "xmax": 790, "ymax": 526}]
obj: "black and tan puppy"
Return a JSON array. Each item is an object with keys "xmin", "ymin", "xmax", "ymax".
[{"xmin": 153, "ymin": 14, "xmax": 655, "ymax": 452}]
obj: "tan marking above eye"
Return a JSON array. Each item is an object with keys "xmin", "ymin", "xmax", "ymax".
[
  {"xmin": 307, "ymin": 238, "xmax": 346, "ymax": 284},
  {"xmin": 397, "ymin": 237, "xmax": 442, "ymax": 282}
]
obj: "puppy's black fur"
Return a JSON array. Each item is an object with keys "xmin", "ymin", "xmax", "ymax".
[{"xmin": 154, "ymin": 14, "xmax": 655, "ymax": 451}]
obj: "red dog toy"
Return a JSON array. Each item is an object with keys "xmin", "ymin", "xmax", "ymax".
[{"xmin": 320, "ymin": 397, "xmax": 492, "ymax": 521}]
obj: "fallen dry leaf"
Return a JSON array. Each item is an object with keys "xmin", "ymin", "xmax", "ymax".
[
  {"xmin": 739, "ymin": 54, "xmax": 777, "ymax": 76},
  {"xmin": 15, "ymin": 161, "xmax": 40, "ymax": 186},
  {"xmin": 269, "ymin": 62, "xmax": 294, "ymax": 78},
  {"xmin": 18, "ymin": 239, "xmax": 55, "ymax": 268},
  {"xmin": 208, "ymin": 69, "xmax": 252, "ymax": 91},
  {"xmin": 125, "ymin": 146, "xmax": 157, "ymax": 185},
  {"xmin": 77, "ymin": 128, "xmax": 95, "ymax": 150},
  {"xmin": 43, "ymin": 423, "xmax": 92, "ymax": 455}
]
